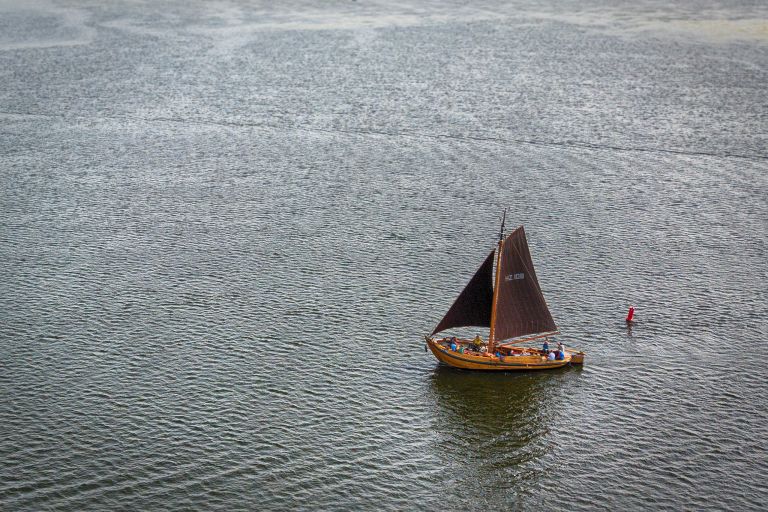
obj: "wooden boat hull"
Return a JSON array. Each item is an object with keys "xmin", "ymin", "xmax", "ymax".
[{"xmin": 427, "ymin": 338, "xmax": 574, "ymax": 371}]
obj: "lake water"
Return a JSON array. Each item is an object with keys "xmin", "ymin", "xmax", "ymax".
[{"xmin": 1, "ymin": 1, "xmax": 767, "ymax": 510}]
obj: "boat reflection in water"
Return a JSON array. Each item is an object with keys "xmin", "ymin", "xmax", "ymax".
[{"xmin": 426, "ymin": 364, "xmax": 582, "ymax": 506}]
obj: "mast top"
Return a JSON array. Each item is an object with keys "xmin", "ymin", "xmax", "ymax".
[{"xmin": 498, "ymin": 208, "xmax": 507, "ymax": 243}]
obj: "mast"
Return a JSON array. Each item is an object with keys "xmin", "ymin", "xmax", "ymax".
[{"xmin": 488, "ymin": 209, "xmax": 506, "ymax": 353}]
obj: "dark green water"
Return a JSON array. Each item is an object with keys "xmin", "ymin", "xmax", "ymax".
[{"xmin": 1, "ymin": 1, "xmax": 767, "ymax": 510}]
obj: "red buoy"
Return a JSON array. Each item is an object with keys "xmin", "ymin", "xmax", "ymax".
[{"xmin": 626, "ymin": 306, "xmax": 635, "ymax": 323}]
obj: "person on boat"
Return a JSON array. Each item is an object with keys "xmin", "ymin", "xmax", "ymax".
[
  {"xmin": 543, "ymin": 339, "xmax": 549, "ymax": 353},
  {"xmin": 548, "ymin": 351, "xmax": 556, "ymax": 361},
  {"xmin": 556, "ymin": 341, "xmax": 565, "ymax": 360},
  {"xmin": 472, "ymin": 335, "xmax": 483, "ymax": 351},
  {"xmin": 450, "ymin": 337, "xmax": 458, "ymax": 351}
]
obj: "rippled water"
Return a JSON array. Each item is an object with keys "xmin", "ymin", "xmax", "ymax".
[{"xmin": 1, "ymin": 1, "xmax": 767, "ymax": 510}]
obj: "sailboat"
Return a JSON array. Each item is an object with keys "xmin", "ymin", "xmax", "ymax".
[{"xmin": 425, "ymin": 212, "xmax": 585, "ymax": 371}]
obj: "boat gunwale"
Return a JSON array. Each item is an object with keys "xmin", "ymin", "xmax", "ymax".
[{"xmin": 428, "ymin": 338, "xmax": 571, "ymax": 368}]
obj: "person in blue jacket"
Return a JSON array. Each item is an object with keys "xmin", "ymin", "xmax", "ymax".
[{"xmin": 556, "ymin": 341, "xmax": 565, "ymax": 360}]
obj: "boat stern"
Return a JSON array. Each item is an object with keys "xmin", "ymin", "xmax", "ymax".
[{"xmin": 569, "ymin": 351, "xmax": 586, "ymax": 365}]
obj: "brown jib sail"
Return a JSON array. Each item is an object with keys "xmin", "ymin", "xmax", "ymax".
[
  {"xmin": 432, "ymin": 226, "xmax": 556, "ymax": 343},
  {"xmin": 430, "ymin": 251, "xmax": 494, "ymax": 335}
]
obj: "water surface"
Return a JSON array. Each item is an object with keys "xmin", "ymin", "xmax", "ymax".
[{"xmin": 1, "ymin": 0, "xmax": 767, "ymax": 510}]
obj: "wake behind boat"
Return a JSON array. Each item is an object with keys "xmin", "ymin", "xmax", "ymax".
[{"xmin": 425, "ymin": 211, "xmax": 585, "ymax": 371}]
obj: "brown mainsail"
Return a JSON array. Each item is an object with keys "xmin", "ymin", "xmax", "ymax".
[
  {"xmin": 430, "ymin": 251, "xmax": 494, "ymax": 335},
  {"xmin": 492, "ymin": 226, "xmax": 557, "ymax": 342}
]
